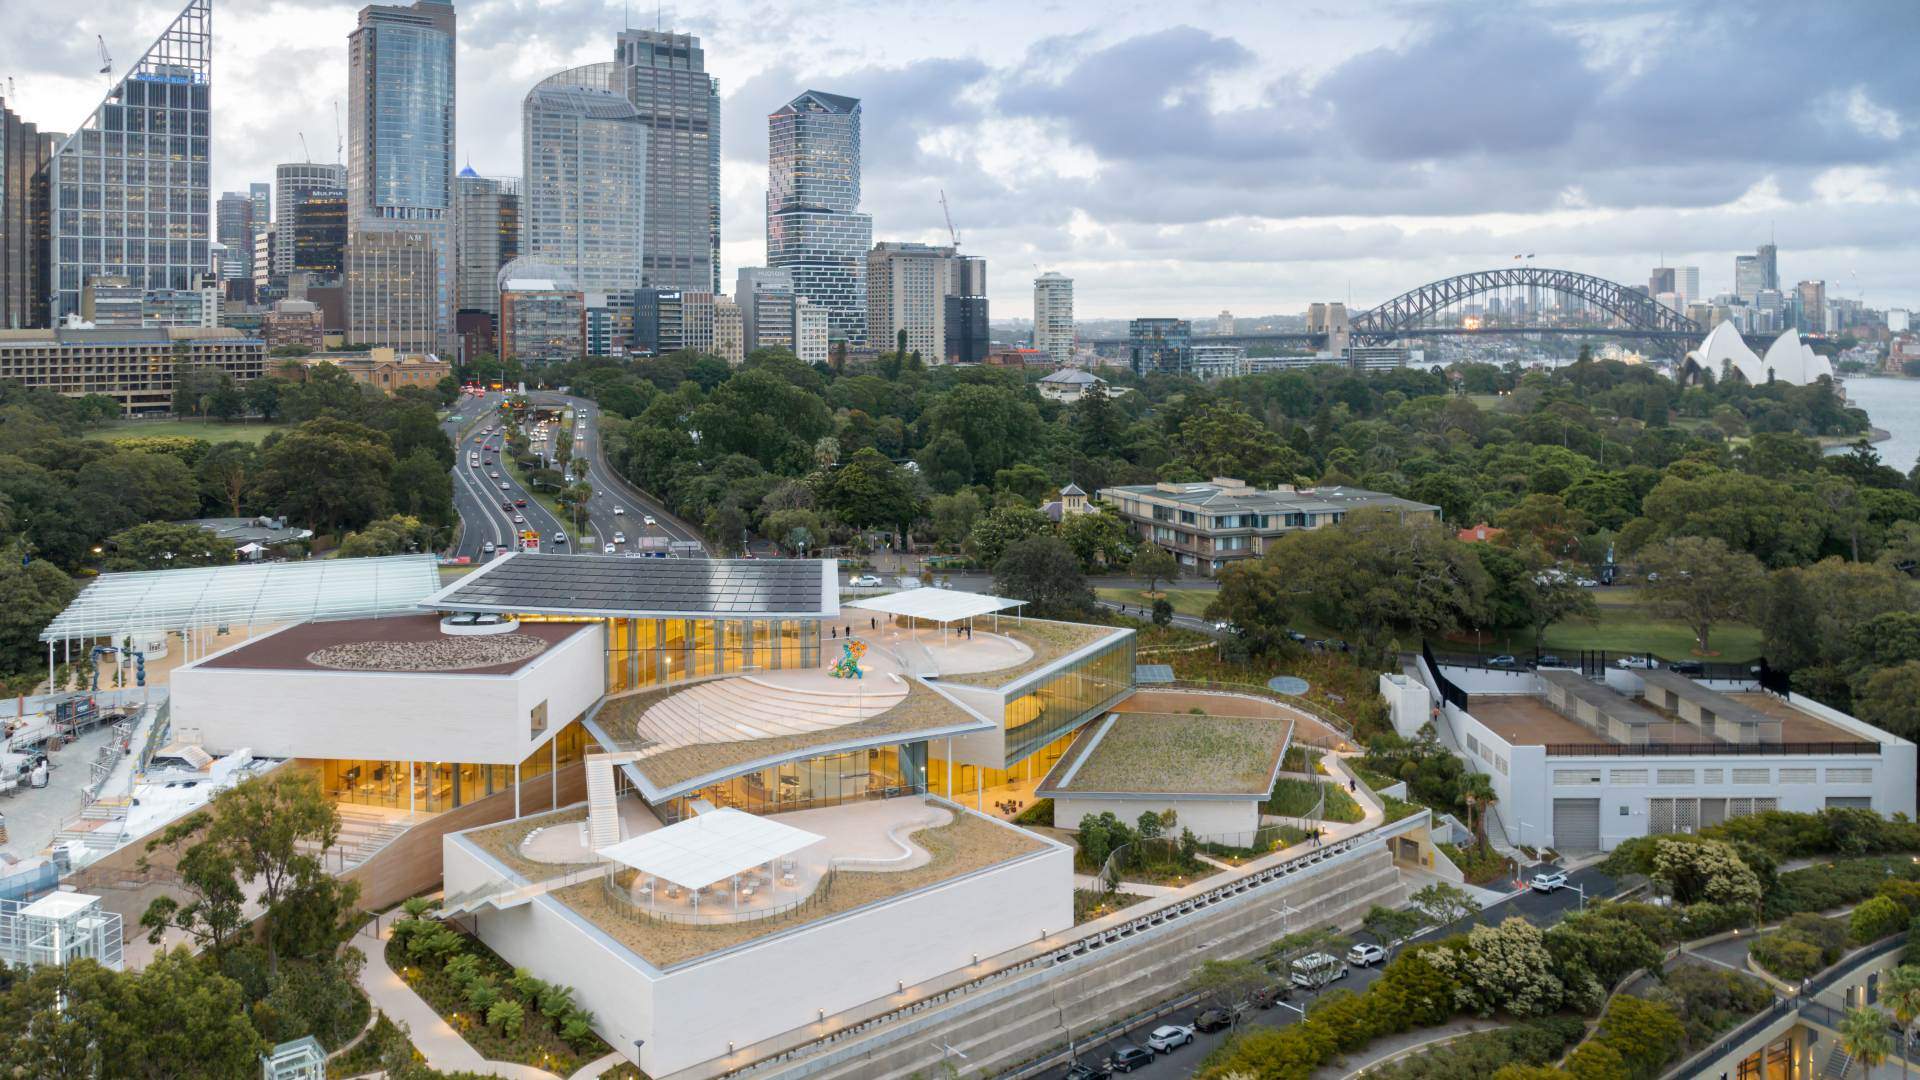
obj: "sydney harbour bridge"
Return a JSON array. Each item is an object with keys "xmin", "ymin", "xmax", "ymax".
[{"xmin": 1089, "ymin": 266, "xmax": 1706, "ymax": 356}]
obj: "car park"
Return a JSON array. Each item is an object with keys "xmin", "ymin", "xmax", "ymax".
[
  {"xmin": 1346, "ymin": 942, "xmax": 1386, "ymax": 967},
  {"xmin": 1144, "ymin": 1025, "xmax": 1193, "ymax": 1052},
  {"xmin": 1108, "ymin": 1047, "xmax": 1154, "ymax": 1073},
  {"xmin": 1530, "ymin": 870, "xmax": 1569, "ymax": 892}
]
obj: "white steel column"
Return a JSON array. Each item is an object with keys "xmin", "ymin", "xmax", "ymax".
[{"xmin": 513, "ymin": 763, "xmax": 522, "ymax": 818}]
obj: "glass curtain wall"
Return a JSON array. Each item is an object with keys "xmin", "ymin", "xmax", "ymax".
[
  {"xmin": 660, "ymin": 743, "xmax": 922, "ymax": 822},
  {"xmin": 313, "ymin": 718, "xmax": 597, "ymax": 813},
  {"xmin": 928, "ymin": 727, "xmax": 1080, "ymax": 801},
  {"xmin": 1003, "ymin": 633, "xmax": 1136, "ymax": 764},
  {"xmin": 604, "ymin": 616, "xmax": 820, "ymax": 693}
]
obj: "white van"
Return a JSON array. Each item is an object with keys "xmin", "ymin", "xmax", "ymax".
[{"xmin": 1289, "ymin": 952, "xmax": 1348, "ymax": 989}]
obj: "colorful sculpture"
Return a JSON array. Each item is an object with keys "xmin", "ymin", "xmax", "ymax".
[{"xmin": 829, "ymin": 639, "xmax": 866, "ymax": 680}]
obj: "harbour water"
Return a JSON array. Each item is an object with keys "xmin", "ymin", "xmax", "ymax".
[{"xmin": 1833, "ymin": 377, "xmax": 1920, "ymax": 474}]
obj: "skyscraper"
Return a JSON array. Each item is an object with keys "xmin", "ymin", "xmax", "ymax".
[
  {"xmin": 1129, "ymin": 318, "xmax": 1192, "ymax": 377},
  {"xmin": 216, "ymin": 192, "xmax": 253, "ymax": 280},
  {"xmin": 1675, "ymin": 266, "xmax": 1699, "ymax": 307},
  {"xmin": 347, "ymin": 0, "xmax": 455, "ymax": 352},
  {"xmin": 346, "ymin": 229, "xmax": 437, "ymax": 352},
  {"xmin": 867, "ymin": 241, "xmax": 954, "ymax": 361},
  {"xmin": 617, "ymin": 29, "xmax": 720, "ymax": 294},
  {"xmin": 2, "ymin": 96, "xmax": 54, "ymax": 327},
  {"xmin": 44, "ymin": 0, "xmax": 212, "ymax": 325},
  {"xmin": 1033, "ymin": 271, "xmax": 1075, "ymax": 365},
  {"xmin": 291, "ymin": 190, "xmax": 348, "ymax": 279},
  {"xmin": 248, "ymin": 181, "xmax": 270, "ymax": 247},
  {"xmin": 766, "ymin": 91, "xmax": 872, "ymax": 344},
  {"xmin": 454, "ymin": 168, "xmax": 519, "ymax": 321},
  {"xmin": 1796, "ymin": 280, "xmax": 1826, "ymax": 334},
  {"xmin": 1758, "ymin": 243, "xmax": 1778, "ymax": 292},
  {"xmin": 1734, "ymin": 255, "xmax": 1763, "ymax": 302},
  {"xmin": 1649, "ymin": 267, "xmax": 1675, "ymax": 297},
  {"xmin": 273, "ymin": 163, "xmax": 345, "ymax": 276},
  {"xmin": 946, "ymin": 255, "xmax": 987, "ymax": 364},
  {"xmin": 522, "ymin": 64, "xmax": 647, "ymax": 295}
]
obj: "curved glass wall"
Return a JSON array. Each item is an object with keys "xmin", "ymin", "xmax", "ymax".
[{"xmin": 1003, "ymin": 631, "xmax": 1136, "ymax": 765}]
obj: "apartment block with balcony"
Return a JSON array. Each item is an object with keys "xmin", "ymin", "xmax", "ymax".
[{"xmin": 1097, "ymin": 477, "xmax": 1440, "ymax": 573}]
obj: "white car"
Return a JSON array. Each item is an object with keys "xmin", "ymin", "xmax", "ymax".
[
  {"xmin": 604, "ymin": 543, "xmax": 616, "ymax": 554},
  {"xmin": 613, "ymin": 532, "xmax": 626, "ymax": 544},
  {"xmin": 613, "ymin": 507, "xmax": 625, "ymax": 516},
  {"xmin": 1530, "ymin": 870, "xmax": 1569, "ymax": 893},
  {"xmin": 1615, "ymin": 656, "xmax": 1658, "ymax": 670},
  {"xmin": 1144, "ymin": 1025, "xmax": 1193, "ymax": 1053},
  {"xmin": 552, "ymin": 532, "xmax": 567, "ymax": 545},
  {"xmin": 643, "ymin": 514, "xmax": 657, "ymax": 527},
  {"xmin": 850, "ymin": 574, "xmax": 882, "ymax": 588},
  {"xmin": 480, "ymin": 541, "xmax": 495, "ymax": 554},
  {"xmin": 1345, "ymin": 942, "xmax": 1386, "ymax": 967}
]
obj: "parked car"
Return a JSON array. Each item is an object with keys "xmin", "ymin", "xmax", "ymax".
[
  {"xmin": 1063, "ymin": 1062, "xmax": 1113, "ymax": 1080},
  {"xmin": 1616, "ymin": 655, "xmax": 1658, "ymax": 669},
  {"xmin": 1249, "ymin": 982, "xmax": 1292, "ymax": 1009},
  {"xmin": 1535, "ymin": 654, "xmax": 1566, "ymax": 668},
  {"xmin": 1574, "ymin": 577, "xmax": 1599, "ymax": 587},
  {"xmin": 1668, "ymin": 660, "xmax": 1706, "ymax": 676},
  {"xmin": 1285, "ymin": 629, "xmax": 1309, "ymax": 643},
  {"xmin": 1530, "ymin": 870, "xmax": 1569, "ymax": 893},
  {"xmin": 850, "ymin": 574, "xmax": 882, "ymax": 588},
  {"xmin": 1194, "ymin": 1007, "xmax": 1233, "ymax": 1033},
  {"xmin": 1290, "ymin": 952, "xmax": 1349, "ymax": 988},
  {"xmin": 1108, "ymin": 1047, "xmax": 1154, "ymax": 1073},
  {"xmin": 1346, "ymin": 942, "xmax": 1386, "ymax": 967},
  {"xmin": 1487, "ymin": 654, "xmax": 1518, "ymax": 668},
  {"xmin": 1144, "ymin": 1025, "xmax": 1193, "ymax": 1052}
]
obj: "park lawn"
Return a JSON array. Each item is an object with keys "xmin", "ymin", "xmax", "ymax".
[
  {"xmin": 1444, "ymin": 586, "xmax": 1763, "ymax": 661},
  {"xmin": 89, "ymin": 418, "xmax": 288, "ymax": 444},
  {"xmin": 1096, "ymin": 587, "xmax": 1217, "ymax": 618}
]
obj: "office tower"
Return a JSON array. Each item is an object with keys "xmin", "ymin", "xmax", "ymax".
[
  {"xmin": 867, "ymin": 241, "xmax": 954, "ymax": 361},
  {"xmin": 736, "ymin": 266, "xmax": 793, "ymax": 354},
  {"xmin": 1129, "ymin": 318, "xmax": 1192, "ymax": 377},
  {"xmin": 794, "ymin": 297, "xmax": 829, "ymax": 364},
  {"xmin": 272, "ymin": 163, "xmax": 346, "ymax": 276},
  {"xmin": 1758, "ymin": 243, "xmax": 1778, "ymax": 292},
  {"xmin": 681, "ymin": 291, "xmax": 716, "ymax": 353},
  {"xmin": 1797, "ymin": 281, "xmax": 1826, "ymax": 333},
  {"xmin": 766, "ymin": 91, "xmax": 872, "ymax": 344},
  {"xmin": 617, "ymin": 29, "xmax": 720, "ymax": 294},
  {"xmin": 1033, "ymin": 271, "xmax": 1075, "ymax": 365},
  {"xmin": 1649, "ymin": 267, "xmax": 1675, "ymax": 297},
  {"xmin": 252, "ymin": 229, "xmax": 273, "ymax": 297},
  {"xmin": 522, "ymin": 64, "xmax": 647, "ymax": 294},
  {"xmin": 1674, "ymin": 265, "xmax": 1704, "ymax": 303},
  {"xmin": 944, "ymin": 254, "xmax": 988, "ymax": 364},
  {"xmin": 454, "ymin": 169, "xmax": 518, "ymax": 323},
  {"xmin": 292, "ymin": 190, "xmax": 348, "ymax": 279},
  {"xmin": 2, "ymin": 96, "xmax": 54, "ymax": 327},
  {"xmin": 1734, "ymin": 255, "xmax": 1763, "ymax": 301},
  {"xmin": 216, "ymin": 192, "xmax": 253, "ymax": 279},
  {"xmin": 498, "ymin": 257, "xmax": 585, "ymax": 363},
  {"xmin": 346, "ymin": 229, "xmax": 437, "ymax": 351},
  {"xmin": 248, "ymin": 180, "xmax": 270, "ymax": 231},
  {"xmin": 348, "ymin": 0, "xmax": 455, "ymax": 352},
  {"xmin": 44, "ymin": 0, "xmax": 212, "ymax": 325},
  {"xmin": 633, "ymin": 288, "xmax": 684, "ymax": 355},
  {"xmin": 1216, "ymin": 310, "xmax": 1235, "ymax": 336},
  {"xmin": 712, "ymin": 296, "xmax": 743, "ymax": 365}
]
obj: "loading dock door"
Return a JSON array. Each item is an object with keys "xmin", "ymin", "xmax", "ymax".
[{"xmin": 1553, "ymin": 798, "xmax": 1601, "ymax": 852}]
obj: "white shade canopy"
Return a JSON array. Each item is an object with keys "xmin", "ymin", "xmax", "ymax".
[
  {"xmin": 595, "ymin": 808, "xmax": 823, "ymax": 891},
  {"xmin": 842, "ymin": 589, "xmax": 1025, "ymax": 625}
]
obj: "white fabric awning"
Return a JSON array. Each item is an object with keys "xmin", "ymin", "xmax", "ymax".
[
  {"xmin": 842, "ymin": 589, "xmax": 1025, "ymax": 624},
  {"xmin": 595, "ymin": 808, "xmax": 823, "ymax": 891}
]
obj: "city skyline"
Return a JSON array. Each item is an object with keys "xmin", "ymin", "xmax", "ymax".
[{"xmin": 1, "ymin": 0, "xmax": 1917, "ymax": 321}]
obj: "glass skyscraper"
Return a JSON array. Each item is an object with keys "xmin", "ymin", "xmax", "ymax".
[
  {"xmin": 618, "ymin": 29, "xmax": 720, "ymax": 295},
  {"xmin": 44, "ymin": 0, "xmax": 212, "ymax": 325},
  {"xmin": 273, "ymin": 163, "xmax": 345, "ymax": 276},
  {"xmin": 454, "ymin": 168, "xmax": 519, "ymax": 319},
  {"xmin": 522, "ymin": 64, "xmax": 647, "ymax": 296},
  {"xmin": 347, "ymin": 0, "xmax": 455, "ymax": 352},
  {"xmin": 767, "ymin": 90, "xmax": 872, "ymax": 345}
]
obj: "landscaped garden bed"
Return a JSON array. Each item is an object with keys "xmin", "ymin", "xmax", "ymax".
[
  {"xmin": 1074, "ymin": 888, "xmax": 1148, "ymax": 923},
  {"xmin": 1264, "ymin": 776, "xmax": 1364, "ymax": 822}
]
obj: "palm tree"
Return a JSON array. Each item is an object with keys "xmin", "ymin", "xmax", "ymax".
[
  {"xmin": 1461, "ymin": 772, "xmax": 1498, "ymax": 845},
  {"xmin": 1884, "ymin": 966, "xmax": 1920, "ymax": 1080},
  {"xmin": 1842, "ymin": 1005, "xmax": 1894, "ymax": 1079}
]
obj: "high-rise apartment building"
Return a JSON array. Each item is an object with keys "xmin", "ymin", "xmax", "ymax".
[
  {"xmin": 794, "ymin": 297, "xmax": 828, "ymax": 365},
  {"xmin": 766, "ymin": 91, "xmax": 871, "ymax": 344},
  {"xmin": 1216, "ymin": 310, "xmax": 1235, "ymax": 336},
  {"xmin": 1129, "ymin": 318, "xmax": 1192, "ymax": 377},
  {"xmin": 1033, "ymin": 271, "xmax": 1075, "ymax": 365},
  {"xmin": 712, "ymin": 295, "xmax": 743, "ymax": 365},
  {"xmin": 867, "ymin": 241, "xmax": 954, "ymax": 361},
  {"xmin": 2, "ymin": 96, "xmax": 54, "ymax": 327},
  {"xmin": 272, "ymin": 163, "xmax": 346, "ymax": 276},
  {"xmin": 617, "ymin": 29, "xmax": 720, "ymax": 294},
  {"xmin": 1734, "ymin": 255, "xmax": 1763, "ymax": 301},
  {"xmin": 1796, "ymin": 280, "xmax": 1826, "ymax": 334},
  {"xmin": 348, "ymin": 0, "xmax": 455, "ymax": 352},
  {"xmin": 346, "ymin": 229, "xmax": 437, "ymax": 352},
  {"xmin": 216, "ymin": 192, "xmax": 253, "ymax": 280},
  {"xmin": 1758, "ymin": 243, "xmax": 1778, "ymax": 293},
  {"xmin": 44, "ymin": 0, "xmax": 212, "ymax": 325},
  {"xmin": 454, "ymin": 168, "xmax": 518, "ymax": 321},
  {"xmin": 522, "ymin": 64, "xmax": 647, "ymax": 295}
]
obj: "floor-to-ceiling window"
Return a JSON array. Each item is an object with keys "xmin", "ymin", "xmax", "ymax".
[
  {"xmin": 660, "ymin": 743, "xmax": 921, "ymax": 822},
  {"xmin": 1003, "ymin": 632, "xmax": 1135, "ymax": 765}
]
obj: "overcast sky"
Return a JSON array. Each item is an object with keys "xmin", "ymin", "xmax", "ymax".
[{"xmin": 5, "ymin": 0, "xmax": 1919, "ymax": 320}]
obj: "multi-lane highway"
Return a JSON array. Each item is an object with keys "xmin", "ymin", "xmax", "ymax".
[{"xmin": 443, "ymin": 391, "xmax": 706, "ymax": 562}]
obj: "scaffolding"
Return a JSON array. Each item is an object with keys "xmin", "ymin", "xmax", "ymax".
[{"xmin": 0, "ymin": 892, "xmax": 124, "ymax": 971}]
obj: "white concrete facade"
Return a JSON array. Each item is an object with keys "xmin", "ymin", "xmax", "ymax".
[
  {"xmin": 446, "ymin": 808, "xmax": 1074, "ymax": 1077},
  {"xmin": 170, "ymin": 622, "xmax": 607, "ymax": 764}
]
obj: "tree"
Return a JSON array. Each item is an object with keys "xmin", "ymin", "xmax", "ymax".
[
  {"xmin": 1171, "ymin": 402, "xmax": 1305, "ymax": 486},
  {"xmin": 74, "ymin": 450, "xmax": 201, "ymax": 536},
  {"xmin": 1461, "ymin": 771, "xmax": 1497, "ymax": 843},
  {"xmin": 928, "ymin": 490, "xmax": 982, "ymax": 548},
  {"xmin": 1840, "ymin": 1005, "xmax": 1894, "ymax": 1080},
  {"xmin": 102, "ymin": 522, "xmax": 235, "ymax": 571},
  {"xmin": 1638, "ymin": 536, "xmax": 1768, "ymax": 655},
  {"xmin": 0, "ymin": 554, "xmax": 81, "ymax": 680},
  {"xmin": 390, "ymin": 447, "xmax": 455, "ymax": 528},
  {"xmin": 822, "ymin": 448, "xmax": 925, "ymax": 535},
  {"xmin": 1882, "ymin": 965, "xmax": 1920, "ymax": 1080},
  {"xmin": 1596, "ymin": 995, "xmax": 1686, "ymax": 1079},
  {"xmin": 1410, "ymin": 881, "xmax": 1481, "ymax": 928},
  {"xmin": 1059, "ymin": 506, "xmax": 1134, "ymax": 572},
  {"xmin": 1132, "ymin": 543, "xmax": 1178, "ymax": 595},
  {"xmin": 1650, "ymin": 838, "xmax": 1761, "ymax": 909},
  {"xmin": 764, "ymin": 508, "xmax": 826, "ymax": 556},
  {"xmin": 1360, "ymin": 905, "xmax": 1427, "ymax": 961},
  {"xmin": 1520, "ymin": 563, "xmax": 1600, "ymax": 646},
  {"xmin": 1857, "ymin": 662, "xmax": 1920, "ymax": 741},
  {"xmin": 337, "ymin": 515, "xmax": 436, "ymax": 558},
  {"xmin": 1151, "ymin": 598, "xmax": 1173, "ymax": 626},
  {"xmin": 258, "ymin": 417, "xmax": 396, "ymax": 536},
  {"xmin": 1427, "ymin": 916, "xmax": 1564, "ymax": 1017},
  {"xmin": 197, "ymin": 442, "xmax": 261, "ymax": 518},
  {"xmin": 1184, "ymin": 958, "xmax": 1266, "ymax": 1028},
  {"xmin": 993, "ymin": 536, "xmax": 1092, "ymax": 617},
  {"xmin": 966, "ymin": 503, "xmax": 1051, "ymax": 567}
]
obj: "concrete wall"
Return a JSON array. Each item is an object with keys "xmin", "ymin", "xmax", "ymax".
[
  {"xmin": 1379, "ymin": 673, "xmax": 1431, "ymax": 739},
  {"xmin": 1053, "ymin": 796, "xmax": 1258, "ymax": 840},
  {"xmin": 450, "ymin": 811, "xmax": 1074, "ymax": 1078},
  {"xmin": 1441, "ymin": 666, "xmax": 1540, "ymax": 695},
  {"xmin": 171, "ymin": 623, "xmax": 606, "ymax": 765}
]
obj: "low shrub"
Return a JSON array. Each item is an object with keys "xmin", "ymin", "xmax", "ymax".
[
  {"xmin": 1592, "ymin": 994, "xmax": 1687, "ymax": 1080},
  {"xmin": 1012, "ymin": 798, "xmax": 1054, "ymax": 827},
  {"xmin": 1641, "ymin": 963, "xmax": 1774, "ymax": 1050},
  {"xmin": 1440, "ymin": 841, "xmax": 1511, "ymax": 886},
  {"xmin": 1768, "ymin": 857, "xmax": 1920, "ymax": 917},
  {"xmin": 1365, "ymin": 1016, "xmax": 1585, "ymax": 1080},
  {"xmin": 1852, "ymin": 895, "xmax": 1909, "ymax": 944},
  {"xmin": 1751, "ymin": 915, "xmax": 1846, "ymax": 980},
  {"xmin": 1197, "ymin": 951, "xmax": 1459, "ymax": 1078}
]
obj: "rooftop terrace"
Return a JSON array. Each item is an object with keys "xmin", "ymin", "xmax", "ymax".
[{"xmin": 1038, "ymin": 711, "xmax": 1291, "ymax": 797}]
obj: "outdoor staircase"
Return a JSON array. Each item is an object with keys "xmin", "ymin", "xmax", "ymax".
[
  {"xmin": 586, "ymin": 757, "xmax": 619, "ymax": 851},
  {"xmin": 1823, "ymin": 1043, "xmax": 1855, "ymax": 1078},
  {"xmin": 304, "ymin": 806, "xmax": 418, "ymax": 872}
]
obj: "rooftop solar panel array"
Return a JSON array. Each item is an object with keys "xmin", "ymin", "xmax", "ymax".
[{"xmin": 426, "ymin": 555, "xmax": 831, "ymax": 617}]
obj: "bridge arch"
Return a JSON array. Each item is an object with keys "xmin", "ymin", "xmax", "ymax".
[{"xmin": 1349, "ymin": 267, "xmax": 1701, "ymax": 342}]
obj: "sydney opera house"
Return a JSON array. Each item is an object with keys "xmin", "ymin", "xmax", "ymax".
[{"xmin": 1679, "ymin": 323, "xmax": 1836, "ymax": 386}]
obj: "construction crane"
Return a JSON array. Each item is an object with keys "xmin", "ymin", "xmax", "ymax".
[
  {"xmin": 298, "ymin": 132, "xmax": 311, "ymax": 163},
  {"xmin": 939, "ymin": 188, "xmax": 960, "ymax": 249},
  {"xmin": 333, "ymin": 100, "xmax": 344, "ymax": 163},
  {"xmin": 95, "ymin": 35, "xmax": 112, "ymax": 83}
]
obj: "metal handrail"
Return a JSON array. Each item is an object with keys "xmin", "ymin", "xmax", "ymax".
[
  {"xmin": 1544, "ymin": 740, "xmax": 1880, "ymax": 757},
  {"xmin": 1162, "ymin": 679, "xmax": 1356, "ymax": 740}
]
